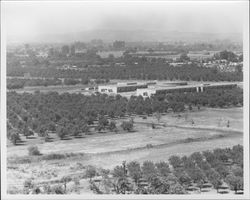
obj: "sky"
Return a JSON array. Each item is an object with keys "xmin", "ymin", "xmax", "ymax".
[{"xmin": 2, "ymin": 1, "xmax": 247, "ymax": 43}]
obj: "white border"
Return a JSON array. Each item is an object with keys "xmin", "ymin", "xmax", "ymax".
[{"xmin": 1, "ymin": 1, "xmax": 249, "ymax": 199}]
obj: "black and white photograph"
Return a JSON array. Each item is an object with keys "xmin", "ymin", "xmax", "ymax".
[{"xmin": 1, "ymin": 0, "xmax": 249, "ymax": 199}]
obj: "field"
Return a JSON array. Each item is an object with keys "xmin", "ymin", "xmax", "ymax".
[{"xmin": 7, "ymin": 107, "xmax": 243, "ymax": 194}]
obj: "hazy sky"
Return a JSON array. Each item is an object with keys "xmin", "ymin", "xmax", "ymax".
[{"xmin": 3, "ymin": 1, "xmax": 247, "ymax": 42}]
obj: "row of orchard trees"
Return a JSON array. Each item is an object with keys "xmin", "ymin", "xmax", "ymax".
[
  {"xmin": 19, "ymin": 145, "xmax": 243, "ymax": 195},
  {"xmin": 7, "ymin": 77, "xmax": 108, "ymax": 89},
  {"xmin": 7, "ymin": 87, "xmax": 242, "ymax": 144},
  {"xmin": 87, "ymin": 145, "xmax": 243, "ymax": 195}
]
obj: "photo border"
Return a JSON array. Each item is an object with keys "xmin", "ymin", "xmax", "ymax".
[{"xmin": 1, "ymin": 1, "xmax": 249, "ymax": 199}]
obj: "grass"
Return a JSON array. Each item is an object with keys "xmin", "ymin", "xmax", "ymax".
[{"xmin": 8, "ymin": 152, "xmax": 86, "ymax": 165}]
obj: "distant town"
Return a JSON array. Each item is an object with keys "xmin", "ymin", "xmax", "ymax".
[{"xmin": 7, "ymin": 39, "xmax": 243, "ymax": 92}]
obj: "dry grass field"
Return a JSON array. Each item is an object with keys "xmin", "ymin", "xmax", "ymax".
[{"xmin": 7, "ymin": 107, "xmax": 243, "ymax": 194}]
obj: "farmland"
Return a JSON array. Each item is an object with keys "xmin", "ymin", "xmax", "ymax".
[{"xmin": 7, "ymin": 107, "xmax": 243, "ymax": 194}]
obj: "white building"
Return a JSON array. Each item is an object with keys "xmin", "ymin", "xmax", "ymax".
[
  {"xmin": 98, "ymin": 82, "xmax": 147, "ymax": 94},
  {"xmin": 98, "ymin": 85, "xmax": 118, "ymax": 94},
  {"xmin": 136, "ymin": 88, "xmax": 156, "ymax": 97}
]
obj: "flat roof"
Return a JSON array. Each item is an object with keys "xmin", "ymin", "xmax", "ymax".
[
  {"xmin": 138, "ymin": 82, "xmax": 237, "ymax": 92},
  {"xmin": 99, "ymin": 83, "xmax": 147, "ymax": 88}
]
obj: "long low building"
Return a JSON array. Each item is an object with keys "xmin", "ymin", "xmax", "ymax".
[
  {"xmin": 136, "ymin": 82, "xmax": 238, "ymax": 97},
  {"xmin": 98, "ymin": 82, "xmax": 147, "ymax": 94}
]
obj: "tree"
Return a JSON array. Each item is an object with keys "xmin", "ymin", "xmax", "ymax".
[
  {"xmin": 232, "ymin": 166, "xmax": 243, "ymax": 178},
  {"xmin": 85, "ymin": 165, "xmax": 97, "ymax": 181},
  {"xmin": 71, "ymin": 125, "xmax": 81, "ymax": 137},
  {"xmin": 79, "ymin": 122, "xmax": 89, "ymax": 134},
  {"xmin": 187, "ymin": 168, "xmax": 206, "ymax": 184},
  {"xmin": 169, "ymin": 155, "xmax": 182, "ymax": 168},
  {"xmin": 168, "ymin": 183, "xmax": 186, "ymax": 194},
  {"xmin": 28, "ymin": 145, "xmax": 40, "ymax": 156},
  {"xmin": 127, "ymin": 161, "xmax": 141, "ymax": 185},
  {"xmin": 112, "ymin": 165, "xmax": 130, "ymax": 194},
  {"xmin": 9, "ymin": 130, "xmax": 20, "ymax": 145},
  {"xmin": 225, "ymin": 174, "xmax": 243, "ymax": 194},
  {"xmin": 121, "ymin": 121, "xmax": 134, "ymax": 132},
  {"xmin": 96, "ymin": 116, "xmax": 109, "ymax": 132},
  {"xmin": 218, "ymin": 50, "xmax": 237, "ymax": 62},
  {"xmin": 190, "ymin": 152, "xmax": 203, "ymax": 164},
  {"xmin": 141, "ymin": 161, "xmax": 157, "ymax": 181},
  {"xmin": 148, "ymin": 175, "xmax": 170, "ymax": 194},
  {"xmin": 176, "ymin": 172, "xmax": 192, "ymax": 186},
  {"xmin": 51, "ymin": 184, "xmax": 65, "ymax": 194},
  {"xmin": 112, "ymin": 165, "xmax": 126, "ymax": 179},
  {"xmin": 108, "ymin": 121, "xmax": 117, "ymax": 132},
  {"xmin": 180, "ymin": 53, "xmax": 190, "ymax": 62},
  {"xmin": 214, "ymin": 164, "xmax": 229, "ymax": 178},
  {"xmin": 188, "ymin": 104, "xmax": 192, "ymax": 111},
  {"xmin": 169, "ymin": 102, "xmax": 185, "ymax": 112},
  {"xmin": 155, "ymin": 161, "xmax": 170, "ymax": 177},
  {"xmin": 56, "ymin": 126, "xmax": 67, "ymax": 140},
  {"xmin": 206, "ymin": 169, "xmax": 222, "ymax": 192},
  {"xmin": 61, "ymin": 176, "xmax": 72, "ymax": 192},
  {"xmin": 22, "ymin": 124, "xmax": 34, "ymax": 138}
]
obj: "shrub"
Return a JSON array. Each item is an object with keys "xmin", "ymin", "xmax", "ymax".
[
  {"xmin": 108, "ymin": 121, "xmax": 117, "ymax": 131},
  {"xmin": 51, "ymin": 184, "xmax": 65, "ymax": 194},
  {"xmin": 146, "ymin": 143, "xmax": 153, "ymax": 148},
  {"xmin": 85, "ymin": 165, "xmax": 97, "ymax": 180},
  {"xmin": 28, "ymin": 146, "xmax": 40, "ymax": 156},
  {"xmin": 23, "ymin": 178, "xmax": 34, "ymax": 189},
  {"xmin": 61, "ymin": 176, "xmax": 72, "ymax": 192},
  {"xmin": 121, "ymin": 121, "xmax": 134, "ymax": 132},
  {"xmin": 41, "ymin": 153, "xmax": 66, "ymax": 160}
]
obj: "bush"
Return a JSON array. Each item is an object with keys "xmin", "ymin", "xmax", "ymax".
[
  {"xmin": 51, "ymin": 184, "xmax": 65, "ymax": 194},
  {"xmin": 121, "ymin": 121, "xmax": 134, "ymax": 132},
  {"xmin": 42, "ymin": 153, "xmax": 66, "ymax": 160},
  {"xmin": 28, "ymin": 146, "xmax": 40, "ymax": 156},
  {"xmin": 85, "ymin": 165, "xmax": 97, "ymax": 180},
  {"xmin": 23, "ymin": 178, "xmax": 34, "ymax": 189},
  {"xmin": 146, "ymin": 143, "xmax": 153, "ymax": 148},
  {"xmin": 108, "ymin": 121, "xmax": 117, "ymax": 131}
]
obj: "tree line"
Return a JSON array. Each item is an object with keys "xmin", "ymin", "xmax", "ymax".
[
  {"xmin": 7, "ymin": 77, "xmax": 109, "ymax": 90},
  {"xmin": 8, "ymin": 56, "xmax": 243, "ymax": 82}
]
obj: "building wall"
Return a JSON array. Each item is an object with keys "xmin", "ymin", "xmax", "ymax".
[
  {"xmin": 117, "ymin": 84, "xmax": 147, "ymax": 93},
  {"xmin": 98, "ymin": 85, "xmax": 118, "ymax": 94},
  {"xmin": 136, "ymin": 89, "xmax": 156, "ymax": 97}
]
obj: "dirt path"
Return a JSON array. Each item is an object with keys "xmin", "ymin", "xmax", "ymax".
[{"xmin": 89, "ymin": 129, "xmax": 241, "ymax": 157}]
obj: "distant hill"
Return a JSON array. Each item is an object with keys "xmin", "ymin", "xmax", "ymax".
[{"xmin": 7, "ymin": 29, "xmax": 242, "ymax": 44}]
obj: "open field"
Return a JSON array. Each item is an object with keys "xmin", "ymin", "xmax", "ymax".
[{"xmin": 7, "ymin": 107, "xmax": 243, "ymax": 194}]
